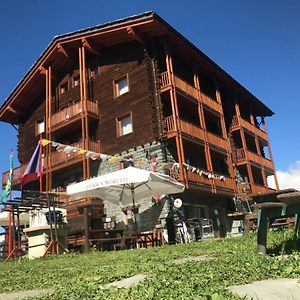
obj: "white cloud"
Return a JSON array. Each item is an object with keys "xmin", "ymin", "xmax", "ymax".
[{"xmin": 267, "ymin": 161, "xmax": 300, "ymax": 191}]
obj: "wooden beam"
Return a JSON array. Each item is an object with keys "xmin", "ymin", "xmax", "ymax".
[
  {"xmin": 126, "ymin": 26, "xmax": 145, "ymax": 45},
  {"xmin": 39, "ymin": 65, "xmax": 58, "ymax": 81},
  {"xmin": 82, "ymin": 38, "xmax": 100, "ymax": 56},
  {"xmin": 39, "ymin": 66, "xmax": 47, "ymax": 76},
  {"xmin": 7, "ymin": 105, "xmax": 25, "ymax": 116},
  {"xmin": 57, "ymin": 43, "xmax": 70, "ymax": 58}
]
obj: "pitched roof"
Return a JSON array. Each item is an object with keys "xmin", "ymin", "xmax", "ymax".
[{"xmin": 0, "ymin": 11, "xmax": 273, "ymax": 124}]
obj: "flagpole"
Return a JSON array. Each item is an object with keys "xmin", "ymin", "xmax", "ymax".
[
  {"xmin": 39, "ymin": 134, "xmax": 43, "ymax": 193},
  {"xmin": 8, "ymin": 148, "xmax": 13, "ymax": 256}
]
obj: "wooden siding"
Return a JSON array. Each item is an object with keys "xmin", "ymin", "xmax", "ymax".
[
  {"xmin": 18, "ymin": 100, "xmax": 45, "ymax": 164},
  {"xmin": 93, "ymin": 42, "xmax": 158, "ymax": 154}
]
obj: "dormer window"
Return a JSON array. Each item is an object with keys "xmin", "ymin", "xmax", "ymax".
[{"xmin": 60, "ymin": 82, "xmax": 69, "ymax": 94}]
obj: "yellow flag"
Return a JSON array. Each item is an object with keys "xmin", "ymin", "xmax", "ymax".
[
  {"xmin": 41, "ymin": 139, "xmax": 51, "ymax": 147},
  {"xmin": 78, "ymin": 149, "xmax": 87, "ymax": 155}
]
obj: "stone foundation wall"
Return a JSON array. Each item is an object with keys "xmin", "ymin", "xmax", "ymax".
[{"xmin": 96, "ymin": 141, "xmax": 174, "ymax": 232}]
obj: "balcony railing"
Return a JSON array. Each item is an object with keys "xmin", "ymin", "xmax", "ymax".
[
  {"xmin": 235, "ymin": 148, "xmax": 274, "ymax": 170},
  {"xmin": 51, "ymin": 100, "xmax": 99, "ymax": 129},
  {"xmin": 163, "ymin": 116, "xmax": 205, "ymax": 141},
  {"xmin": 160, "ymin": 71, "xmax": 170, "ymax": 90},
  {"xmin": 231, "ymin": 116, "xmax": 268, "ymax": 142},
  {"xmin": 179, "ymin": 119, "xmax": 205, "ymax": 141},
  {"xmin": 173, "ymin": 75, "xmax": 198, "ymax": 99},
  {"xmin": 187, "ymin": 170, "xmax": 235, "ymax": 192},
  {"xmin": 235, "ymin": 148, "xmax": 246, "ymax": 161},
  {"xmin": 2, "ymin": 140, "xmax": 100, "ymax": 187},
  {"xmin": 49, "ymin": 140, "xmax": 100, "ymax": 168},
  {"xmin": 164, "ymin": 115, "xmax": 175, "ymax": 133},
  {"xmin": 206, "ymin": 131, "xmax": 228, "ymax": 151},
  {"xmin": 214, "ymin": 175, "xmax": 235, "ymax": 192},
  {"xmin": 2, "ymin": 165, "xmax": 27, "ymax": 188},
  {"xmin": 160, "ymin": 72, "xmax": 223, "ymax": 114},
  {"xmin": 237, "ymin": 182, "xmax": 252, "ymax": 195},
  {"xmin": 247, "ymin": 150, "xmax": 274, "ymax": 170},
  {"xmin": 251, "ymin": 184, "xmax": 274, "ymax": 195},
  {"xmin": 186, "ymin": 170, "xmax": 213, "ymax": 187},
  {"xmin": 201, "ymin": 93, "xmax": 222, "ymax": 114},
  {"xmin": 164, "ymin": 116, "xmax": 229, "ymax": 151}
]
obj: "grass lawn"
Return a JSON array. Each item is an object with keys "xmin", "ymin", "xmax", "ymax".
[{"xmin": 0, "ymin": 230, "xmax": 299, "ymax": 299}]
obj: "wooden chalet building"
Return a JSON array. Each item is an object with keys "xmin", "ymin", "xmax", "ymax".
[{"xmin": 0, "ymin": 12, "xmax": 279, "ymax": 242}]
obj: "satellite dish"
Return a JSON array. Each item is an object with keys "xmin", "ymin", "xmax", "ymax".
[{"xmin": 174, "ymin": 198, "xmax": 183, "ymax": 208}]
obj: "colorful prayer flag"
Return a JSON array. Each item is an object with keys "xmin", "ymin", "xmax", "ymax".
[
  {"xmin": 0, "ymin": 149, "xmax": 13, "ymax": 203},
  {"xmin": 21, "ymin": 142, "xmax": 42, "ymax": 186}
]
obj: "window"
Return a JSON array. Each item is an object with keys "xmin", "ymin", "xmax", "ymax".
[
  {"xmin": 117, "ymin": 114, "xmax": 133, "ymax": 136},
  {"xmin": 114, "ymin": 76, "xmax": 129, "ymax": 97},
  {"xmin": 36, "ymin": 119, "xmax": 45, "ymax": 135},
  {"xmin": 90, "ymin": 67, "xmax": 99, "ymax": 78},
  {"xmin": 60, "ymin": 82, "xmax": 69, "ymax": 94},
  {"xmin": 73, "ymin": 76, "xmax": 80, "ymax": 87}
]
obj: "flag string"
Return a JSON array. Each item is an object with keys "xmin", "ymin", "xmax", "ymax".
[{"xmin": 41, "ymin": 139, "xmax": 226, "ymax": 181}]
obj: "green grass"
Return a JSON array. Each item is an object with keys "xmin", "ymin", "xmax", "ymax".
[{"xmin": 0, "ymin": 230, "xmax": 299, "ymax": 299}]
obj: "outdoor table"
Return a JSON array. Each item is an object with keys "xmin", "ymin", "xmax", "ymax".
[{"xmin": 255, "ymin": 196, "xmax": 300, "ymax": 255}]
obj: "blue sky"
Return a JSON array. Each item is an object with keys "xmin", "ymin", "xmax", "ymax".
[{"xmin": 0, "ymin": 1, "xmax": 299, "ymax": 188}]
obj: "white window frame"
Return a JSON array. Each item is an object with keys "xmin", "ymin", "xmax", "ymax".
[
  {"xmin": 117, "ymin": 113, "xmax": 133, "ymax": 137},
  {"xmin": 114, "ymin": 75, "xmax": 129, "ymax": 97}
]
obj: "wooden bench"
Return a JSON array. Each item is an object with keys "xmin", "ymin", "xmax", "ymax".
[{"xmin": 255, "ymin": 199, "xmax": 300, "ymax": 255}]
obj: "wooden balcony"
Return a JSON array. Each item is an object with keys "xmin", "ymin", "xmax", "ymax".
[
  {"xmin": 201, "ymin": 93, "xmax": 223, "ymax": 114},
  {"xmin": 214, "ymin": 175, "xmax": 236, "ymax": 192},
  {"xmin": 247, "ymin": 151, "xmax": 274, "ymax": 170},
  {"xmin": 206, "ymin": 131, "xmax": 228, "ymax": 151},
  {"xmin": 160, "ymin": 72, "xmax": 223, "ymax": 114},
  {"xmin": 47, "ymin": 140, "xmax": 100, "ymax": 171},
  {"xmin": 235, "ymin": 148, "xmax": 274, "ymax": 170},
  {"xmin": 231, "ymin": 116, "xmax": 268, "ymax": 142},
  {"xmin": 163, "ymin": 116, "xmax": 205, "ymax": 141},
  {"xmin": 187, "ymin": 170, "xmax": 235, "ymax": 193},
  {"xmin": 2, "ymin": 140, "xmax": 100, "ymax": 187},
  {"xmin": 160, "ymin": 71, "xmax": 171, "ymax": 92},
  {"xmin": 51, "ymin": 100, "xmax": 99, "ymax": 130},
  {"xmin": 164, "ymin": 116, "xmax": 229, "ymax": 151},
  {"xmin": 160, "ymin": 71, "xmax": 198, "ymax": 98},
  {"xmin": 2, "ymin": 165, "xmax": 27, "ymax": 188},
  {"xmin": 186, "ymin": 170, "xmax": 213, "ymax": 188},
  {"xmin": 173, "ymin": 75, "xmax": 198, "ymax": 99},
  {"xmin": 164, "ymin": 115, "xmax": 176, "ymax": 137},
  {"xmin": 237, "ymin": 182, "xmax": 252, "ymax": 195},
  {"xmin": 251, "ymin": 184, "xmax": 274, "ymax": 196},
  {"xmin": 237, "ymin": 182, "xmax": 273, "ymax": 197}
]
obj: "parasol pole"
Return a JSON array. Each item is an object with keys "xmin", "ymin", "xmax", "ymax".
[{"xmin": 131, "ymin": 184, "xmax": 138, "ymax": 236}]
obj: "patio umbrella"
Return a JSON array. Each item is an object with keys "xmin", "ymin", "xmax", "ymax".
[{"xmin": 66, "ymin": 166, "xmax": 185, "ymax": 207}]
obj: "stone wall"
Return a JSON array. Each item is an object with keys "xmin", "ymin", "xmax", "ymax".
[{"xmin": 94, "ymin": 140, "xmax": 176, "ymax": 232}]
